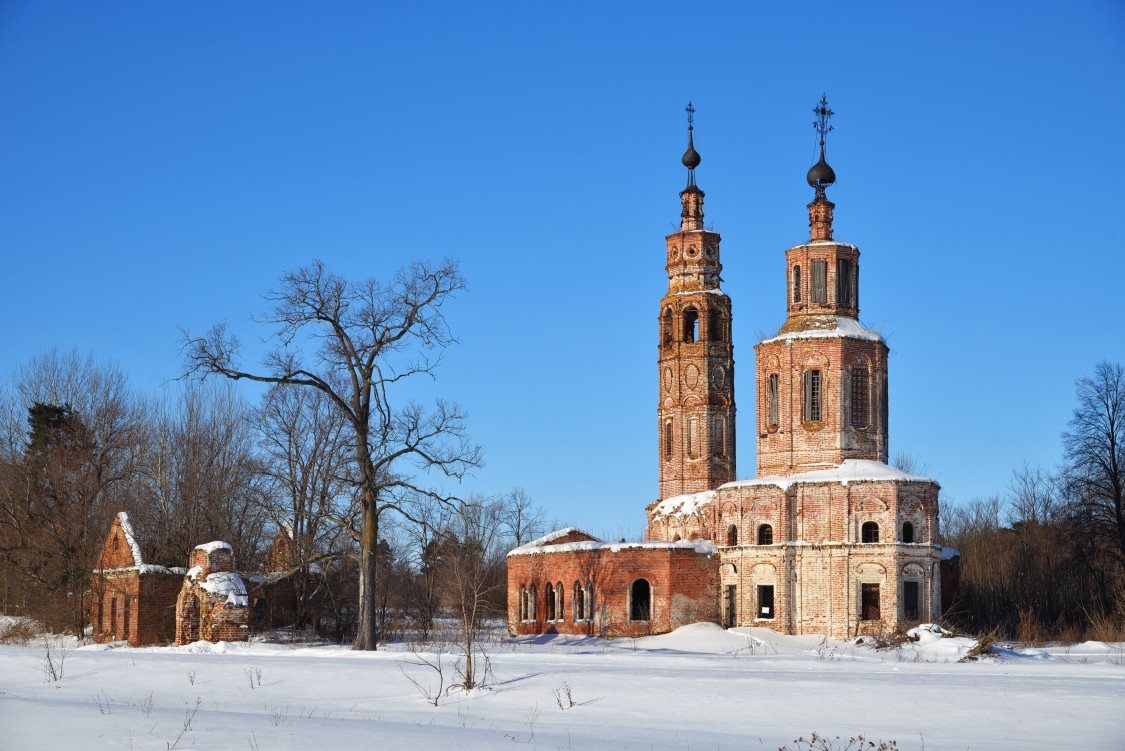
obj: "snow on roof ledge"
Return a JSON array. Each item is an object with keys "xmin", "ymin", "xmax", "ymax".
[
  {"xmin": 510, "ymin": 538, "xmax": 719, "ymax": 557},
  {"xmin": 759, "ymin": 316, "xmax": 884, "ymax": 345},
  {"xmin": 194, "ymin": 541, "xmax": 233, "ymax": 554},
  {"xmin": 651, "ymin": 490, "xmax": 716, "ymax": 518},
  {"xmin": 117, "ymin": 511, "xmax": 145, "ymax": 568},
  {"xmin": 720, "ymin": 459, "xmax": 938, "ymax": 492},
  {"xmin": 507, "ymin": 527, "xmax": 599, "ymax": 556},
  {"xmin": 941, "ymin": 546, "xmax": 961, "ymax": 560}
]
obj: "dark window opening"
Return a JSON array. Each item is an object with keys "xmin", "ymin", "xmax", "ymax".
[
  {"xmin": 545, "ymin": 582, "xmax": 556, "ymax": 621},
  {"xmin": 904, "ymin": 581, "xmax": 920, "ymax": 621},
  {"xmin": 573, "ymin": 582, "xmax": 585, "ymax": 621},
  {"xmin": 629, "ymin": 579, "xmax": 652, "ymax": 622},
  {"xmin": 519, "ymin": 585, "xmax": 528, "ymax": 621},
  {"xmin": 724, "ymin": 585, "xmax": 737, "ymax": 628},
  {"xmin": 713, "ymin": 417, "xmax": 725, "ymax": 457},
  {"xmin": 861, "ymin": 522, "xmax": 880, "ymax": 543},
  {"xmin": 902, "ymin": 521, "xmax": 915, "ymax": 543},
  {"xmin": 803, "ymin": 370, "xmax": 822, "ymax": 423},
  {"xmin": 837, "ymin": 258, "xmax": 854, "ymax": 305},
  {"xmin": 556, "ymin": 581, "xmax": 564, "ymax": 621},
  {"xmin": 758, "ymin": 585, "xmax": 775, "ymax": 619},
  {"xmin": 792, "ymin": 266, "xmax": 802, "ymax": 303},
  {"xmin": 686, "ymin": 417, "xmax": 697, "ymax": 458},
  {"xmin": 110, "ymin": 598, "xmax": 117, "ymax": 638},
  {"xmin": 683, "ymin": 308, "xmax": 699, "ymax": 343},
  {"xmin": 861, "ymin": 583, "xmax": 881, "ymax": 620},
  {"xmin": 123, "ymin": 597, "xmax": 130, "ymax": 638},
  {"xmin": 811, "ymin": 260, "xmax": 827, "ymax": 304},
  {"xmin": 726, "ymin": 524, "xmax": 738, "ymax": 546},
  {"xmin": 708, "ymin": 312, "xmax": 725, "ymax": 342},
  {"xmin": 768, "ymin": 374, "xmax": 780, "ymax": 429},
  {"xmin": 851, "ymin": 369, "xmax": 869, "ymax": 428},
  {"xmin": 664, "ymin": 420, "xmax": 672, "ymax": 459},
  {"xmin": 757, "ymin": 524, "xmax": 774, "ymax": 546},
  {"xmin": 662, "ymin": 308, "xmax": 673, "ymax": 347}
]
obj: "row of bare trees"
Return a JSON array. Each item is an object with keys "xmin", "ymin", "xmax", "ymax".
[
  {"xmin": 942, "ymin": 361, "xmax": 1125, "ymax": 641},
  {"xmin": 1, "ymin": 259, "xmax": 551, "ymax": 651}
]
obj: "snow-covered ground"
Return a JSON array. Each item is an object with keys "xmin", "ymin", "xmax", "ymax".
[{"xmin": 1, "ymin": 621, "xmax": 1123, "ymax": 750}]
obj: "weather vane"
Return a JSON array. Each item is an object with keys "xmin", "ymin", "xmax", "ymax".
[{"xmin": 813, "ymin": 94, "xmax": 834, "ymax": 151}]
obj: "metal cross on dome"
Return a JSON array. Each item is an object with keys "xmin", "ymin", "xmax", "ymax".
[{"xmin": 813, "ymin": 94, "xmax": 834, "ymax": 148}]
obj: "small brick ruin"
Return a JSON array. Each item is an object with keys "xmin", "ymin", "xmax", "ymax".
[
  {"xmin": 90, "ymin": 515, "xmax": 307, "ymax": 646},
  {"xmin": 507, "ymin": 106, "xmax": 959, "ymax": 641}
]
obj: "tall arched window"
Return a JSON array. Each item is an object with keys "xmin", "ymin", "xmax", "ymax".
[
  {"xmin": 708, "ymin": 311, "xmax": 725, "ymax": 342},
  {"xmin": 587, "ymin": 581, "xmax": 595, "ymax": 620},
  {"xmin": 851, "ymin": 368, "xmax": 869, "ymax": 428},
  {"xmin": 529, "ymin": 584, "xmax": 537, "ymax": 620},
  {"xmin": 545, "ymin": 583, "xmax": 555, "ymax": 620},
  {"xmin": 811, "ymin": 260, "xmax": 827, "ymax": 303},
  {"xmin": 792, "ymin": 266, "xmax": 802, "ymax": 303},
  {"xmin": 629, "ymin": 579, "xmax": 652, "ymax": 622},
  {"xmin": 861, "ymin": 522, "xmax": 880, "ymax": 543},
  {"xmin": 768, "ymin": 374, "xmax": 780, "ymax": 429},
  {"xmin": 573, "ymin": 581, "xmax": 585, "ymax": 621},
  {"xmin": 683, "ymin": 307, "xmax": 699, "ymax": 343},
  {"xmin": 519, "ymin": 585, "xmax": 528, "ymax": 621},
  {"xmin": 664, "ymin": 419, "xmax": 673, "ymax": 459},
  {"xmin": 902, "ymin": 521, "xmax": 915, "ymax": 543},
  {"xmin": 757, "ymin": 524, "xmax": 774, "ymax": 545},
  {"xmin": 727, "ymin": 524, "xmax": 738, "ymax": 546},
  {"xmin": 803, "ymin": 370, "xmax": 823, "ymax": 423},
  {"xmin": 555, "ymin": 581, "xmax": 564, "ymax": 621},
  {"xmin": 662, "ymin": 308, "xmax": 673, "ymax": 347},
  {"xmin": 837, "ymin": 258, "xmax": 854, "ymax": 305}
]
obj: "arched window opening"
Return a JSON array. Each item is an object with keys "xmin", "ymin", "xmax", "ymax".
[
  {"xmin": 686, "ymin": 417, "xmax": 697, "ymax": 458},
  {"xmin": 519, "ymin": 585, "xmax": 527, "ymax": 621},
  {"xmin": 555, "ymin": 581, "xmax": 564, "ymax": 621},
  {"xmin": 529, "ymin": 584, "xmax": 537, "ymax": 620},
  {"xmin": 708, "ymin": 311, "xmax": 725, "ymax": 342},
  {"xmin": 629, "ymin": 579, "xmax": 652, "ymax": 622},
  {"xmin": 851, "ymin": 369, "xmax": 869, "ymax": 428},
  {"xmin": 662, "ymin": 308, "xmax": 673, "ymax": 347},
  {"xmin": 861, "ymin": 583, "xmax": 881, "ymax": 620},
  {"xmin": 902, "ymin": 521, "xmax": 915, "ymax": 544},
  {"xmin": 862, "ymin": 522, "xmax": 880, "ymax": 543},
  {"xmin": 768, "ymin": 374, "xmax": 780, "ymax": 429},
  {"xmin": 573, "ymin": 581, "xmax": 585, "ymax": 621},
  {"xmin": 713, "ymin": 416, "xmax": 725, "ymax": 457},
  {"xmin": 837, "ymin": 258, "xmax": 855, "ymax": 305},
  {"xmin": 803, "ymin": 370, "xmax": 823, "ymax": 423},
  {"xmin": 757, "ymin": 524, "xmax": 774, "ymax": 545},
  {"xmin": 586, "ymin": 581, "xmax": 595, "ymax": 622},
  {"xmin": 792, "ymin": 266, "xmax": 802, "ymax": 303},
  {"xmin": 726, "ymin": 524, "xmax": 738, "ymax": 546},
  {"xmin": 683, "ymin": 307, "xmax": 699, "ymax": 343},
  {"xmin": 545, "ymin": 582, "xmax": 556, "ymax": 621},
  {"xmin": 811, "ymin": 260, "xmax": 828, "ymax": 304},
  {"xmin": 664, "ymin": 419, "xmax": 673, "ymax": 459},
  {"xmin": 903, "ymin": 581, "xmax": 920, "ymax": 621}
]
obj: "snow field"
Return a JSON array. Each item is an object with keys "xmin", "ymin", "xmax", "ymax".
[{"xmin": 1, "ymin": 623, "xmax": 1123, "ymax": 750}]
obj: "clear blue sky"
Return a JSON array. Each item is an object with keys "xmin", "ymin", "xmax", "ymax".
[{"xmin": 2, "ymin": 2, "xmax": 1123, "ymax": 538}]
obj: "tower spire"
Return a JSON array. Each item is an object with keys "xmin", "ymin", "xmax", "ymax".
[
  {"xmin": 680, "ymin": 101, "xmax": 704, "ymax": 231},
  {"xmin": 806, "ymin": 94, "xmax": 837, "ymax": 241}
]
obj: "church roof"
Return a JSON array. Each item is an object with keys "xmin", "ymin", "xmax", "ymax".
[
  {"xmin": 760, "ymin": 315, "xmax": 884, "ymax": 345},
  {"xmin": 721, "ymin": 459, "xmax": 938, "ymax": 492}
]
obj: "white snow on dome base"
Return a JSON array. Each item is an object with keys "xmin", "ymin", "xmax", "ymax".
[{"xmin": 721, "ymin": 459, "xmax": 937, "ymax": 492}]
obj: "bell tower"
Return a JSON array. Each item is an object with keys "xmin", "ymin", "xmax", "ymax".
[
  {"xmin": 755, "ymin": 96, "xmax": 889, "ymax": 476},
  {"xmin": 657, "ymin": 103, "xmax": 736, "ymax": 501}
]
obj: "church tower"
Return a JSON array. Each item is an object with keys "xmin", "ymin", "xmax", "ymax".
[
  {"xmin": 657, "ymin": 104, "xmax": 736, "ymax": 501},
  {"xmin": 755, "ymin": 96, "xmax": 889, "ymax": 476}
]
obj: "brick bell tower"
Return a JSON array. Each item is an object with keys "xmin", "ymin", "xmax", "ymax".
[
  {"xmin": 657, "ymin": 103, "xmax": 736, "ymax": 501},
  {"xmin": 755, "ymin": 96, "xmax": 889, "ymax": 476}
]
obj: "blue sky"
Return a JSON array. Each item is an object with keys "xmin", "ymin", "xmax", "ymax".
[{"xmin": 2, "ymin": 2, "xmax": 1123, "ymax": 538}]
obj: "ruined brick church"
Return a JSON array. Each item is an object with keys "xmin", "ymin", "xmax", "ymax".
[{"xmin": 507, "ymin": 100, "xmax": 948, "ymax": 640}]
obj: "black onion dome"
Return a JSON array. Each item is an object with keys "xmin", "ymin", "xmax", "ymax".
[
  {"xmin": 682, "ymin": 131, "xmax": 701, "ymax": 169},
  {"xmin": 806, "ymin": 154, "xmax": 836, "ymax": 189}
]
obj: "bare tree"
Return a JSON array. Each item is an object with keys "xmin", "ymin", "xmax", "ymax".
[
  {"xmin": 500, "ymin": 488, "xmax": 547, "ymax": 547},
  {"xmin": 0, "ymin": 349, "xmax": 145, "ymax": 635},
  {"xmin": 1061, "ymin": 361, "xmax": 1125, "ymax": 570},
  {"xmin": 182, "ymin": 259, "xmax": 481, "ymax": 650}
]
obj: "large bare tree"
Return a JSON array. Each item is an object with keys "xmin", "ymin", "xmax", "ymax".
[{"xmin": 182, "ymin": 259, "xmax": 480, "ymax": 650}]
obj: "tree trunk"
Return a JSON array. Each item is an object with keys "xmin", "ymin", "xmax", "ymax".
[{"xmin": 353, "ymin": 501, "xmax": 380, "ymax": 650}]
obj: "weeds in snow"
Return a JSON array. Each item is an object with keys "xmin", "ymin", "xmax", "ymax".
[
  {"xmin": 399, "ymin": 641, "xmax": 447, "ymax": 706},
  {"xmin": 41, "ymin": 637, "xmax": 66, "ymax": 682},
  {"xmin": 779, "ymin": 732, "xmax": 899, "ymax": 750},
  {"xmin": 245, "ymin": 666, "xmax": 263, "ymax": 689},
  {"xmin": 166, "ymin": 697, "xmax": 201, "ymax": 750},
  {"xmin": 186, "ymin": 671, "xmax": 196, "ymax": 686},
  {"xmin": 553, "ymin": 681, "xmax": 575, "ymax": 710}
]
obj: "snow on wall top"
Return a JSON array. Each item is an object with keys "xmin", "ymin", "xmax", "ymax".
[
  {"xmin": 510, "ymin": 538, "xmax": 718, "ymax": 557},
  {"xmin": 117, "ymin": 511, "xmax": 145, "ymax": 568},
  {"xmin": 651, "ymin": 490, "xmax": 716, "ymax": 518},
  {"xmin": 194, "ymin": 541, "xmax": 233, "ymax": 554},
  {"xmin": 518, "ymin": 527, "xmax": 598, "ymax": 549},
  {"xmin": 940, "ymin": 546, "xmax": 961, "ymax": 560},
  {"xmin": 198, "ymin": 571, "xmax": 249, "ymax": 607},
  {"xmin": 759, "ymin": 316, "xmax": 884, "ymax": 345},
  {"xmin": 720, "ymin": 459, "xmax": 937, "ymax": 492}
]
